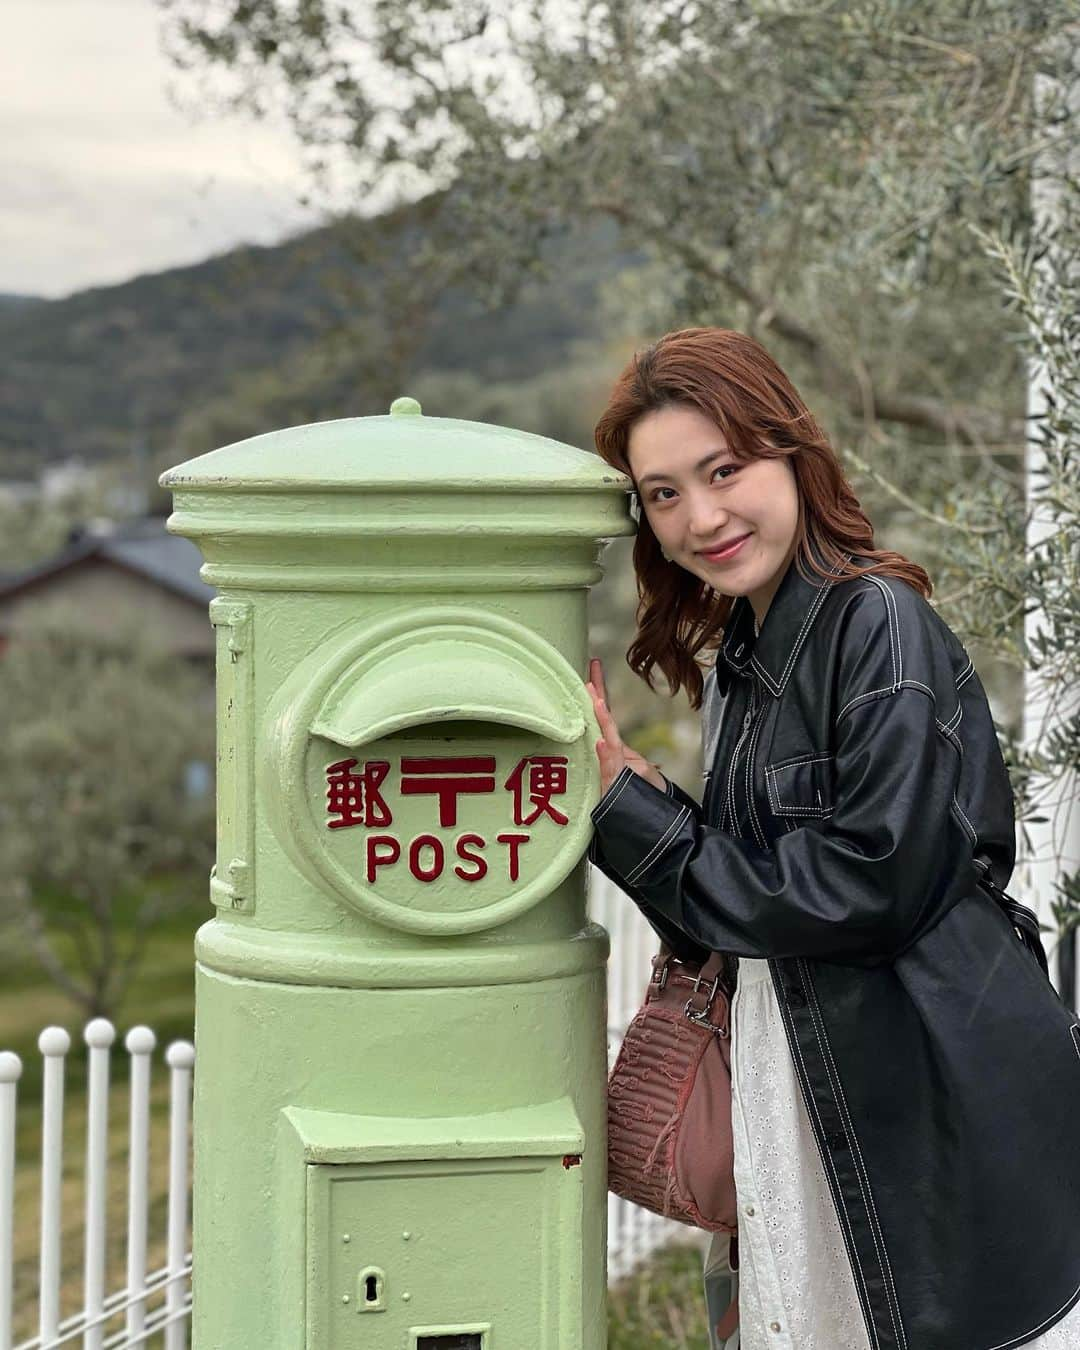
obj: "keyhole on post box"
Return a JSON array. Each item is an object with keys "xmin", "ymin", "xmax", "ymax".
[{"xmin": 356, "ymin": 1266, "xmax": 386, "ymax": 1313}]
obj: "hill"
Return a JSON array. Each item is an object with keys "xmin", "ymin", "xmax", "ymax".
[
  {"xmin": 0, "ymin": 204, "xmax": 639, "ymax": 479},
  {"xmin": 0, "ymin": 294, "xmax": 43, "ymax": 313}
]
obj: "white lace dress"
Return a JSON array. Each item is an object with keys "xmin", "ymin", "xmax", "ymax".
[{"xmin": 725, "ymin": 956, "xmax": 1080, "ymax": 1350}]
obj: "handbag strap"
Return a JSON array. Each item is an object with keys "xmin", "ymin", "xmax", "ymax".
[
  {"xmin": 976, "ymin": 874, "xmax": 1050, "ymax": 978},
  {"xmin": 653, "ymin": 945, "xmax": 726, "ymax": 985},
  {"xmin": 653, "ymin": 945, "xmax": 730, "ymax": 1035}
]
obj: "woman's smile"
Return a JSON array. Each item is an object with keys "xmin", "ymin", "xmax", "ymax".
[{"xmin": 698, "ymin": 531, "xmax": 753, "ymax": 564}]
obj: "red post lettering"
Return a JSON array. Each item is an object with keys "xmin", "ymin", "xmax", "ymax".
[
  {"xmin": 400, "ymin": 756, "xmax": 496, "ymax": 826},
  {"xmin": 496, "ymin": 832, "xmax": 530, "ymax": 883},
  {"xmin": 453, "ymin": 833, "xmax": 488, "ymax": 882},
  {"xmin": 366, "ymin": 835, "xmax": 400, "ymax": 882},
  {"xmin": 504, "ymin": 755, "xmax": 569, "ymax": 826},
  {"xmin": 326, "ymin": 758, "xmax": 392, "ymax": 828},
  {"xmin": 409, "ymin": 834, "xmax": 445, "ymax": 882}
]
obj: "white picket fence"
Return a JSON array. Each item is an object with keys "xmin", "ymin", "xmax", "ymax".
[
  {"xmin": 0, "ymin": 1023, "xmax": 193, "ymax": 1350},
  {"xmin": 0, "ymin": 872, "xmax": 692, "ymax": 1345}
]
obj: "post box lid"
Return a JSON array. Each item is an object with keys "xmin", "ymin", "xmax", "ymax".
[{"xmin": 160, "ymin": 400, "xmax": 629, "ymax": 493}]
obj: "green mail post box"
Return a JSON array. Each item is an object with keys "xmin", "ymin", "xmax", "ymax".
[{"xmin": 161, "ymin": 398, "xmax": 634, "ymax": 1349}]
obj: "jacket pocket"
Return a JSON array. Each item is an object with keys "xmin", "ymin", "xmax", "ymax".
[{"xmin": 764, "ymin": 751, "xmax": 836, "ymax": 818}]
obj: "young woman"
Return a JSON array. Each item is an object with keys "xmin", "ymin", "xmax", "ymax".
[{"xmin": 584, "ymin": 327, "xmax": 1080, "ymax": 1350}]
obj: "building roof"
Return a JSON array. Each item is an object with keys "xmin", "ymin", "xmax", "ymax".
[{"xmin": 0, "ymin": 516, "xmax": 215, "ymax": 606}]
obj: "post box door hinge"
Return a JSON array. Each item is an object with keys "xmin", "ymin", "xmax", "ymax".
[
  {"xmin": 208, "ymin": 599, "xmax": 255, "ymax": 913},
  {"xmin": 210, "ymin": 599, "xmax": 251, "ymax": 659}
]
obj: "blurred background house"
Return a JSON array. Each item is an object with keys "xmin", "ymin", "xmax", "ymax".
[{"xmin": 0, "ymin": 516, "xmax": 214, "ymax": 662}]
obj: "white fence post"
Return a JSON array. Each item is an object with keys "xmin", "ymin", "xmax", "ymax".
[
  {"xmin": 0, "ymin": 1051, "xmax": 22, "ymax": 1350},
  {"xmin": 124, "ymin": 1028, "xmax": 155, "ymax": 1343},
  {"xmin": 37, "ymin": 1029, "xmax": 70, "ymax": 1347},
  {"xmin": 82, "ymin": 1020, "xmax": 114, "ymax": 1350},
  {"xmin": 164, "ymin": 1043, "xmax": 194, "ymax": 1350}
]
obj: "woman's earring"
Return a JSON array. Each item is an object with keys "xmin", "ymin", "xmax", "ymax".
[{"xmin": 661, "ymin": 547, "xmax": 672, "ymax": 561}]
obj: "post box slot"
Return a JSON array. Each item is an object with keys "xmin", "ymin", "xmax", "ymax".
[{"xmin": 416, "ymin": 1336, "xmax": 483, "ymax": 1349}]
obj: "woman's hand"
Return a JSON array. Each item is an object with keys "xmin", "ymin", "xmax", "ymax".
[{"xmin": 585, "ymin": 657, "xmax": 668, "ymax": 797}]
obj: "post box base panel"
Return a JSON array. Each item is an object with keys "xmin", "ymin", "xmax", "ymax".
[
  {"xmin": 191, "ymin": 964, "xmax": 609, "ymax": 1349},
  {"xmin": 264, "ymin": 606, "xmax": 602, "ymax": 935},
  {"xmin": 302, "ymin": 1111, "xmax": 585, "ymax": 1349}
]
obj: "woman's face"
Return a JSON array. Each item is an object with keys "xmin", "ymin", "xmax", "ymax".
[{"xmin": 626, "ymin": 403, "xmax": 801, "ymax": 623}]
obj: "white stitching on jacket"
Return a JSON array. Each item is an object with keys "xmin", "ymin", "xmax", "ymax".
[
  {"xmin": 865, "ymin": 575, "xmax": 902, "ymax": 689},
  {"xmin": 830, "ymin": 579, "xmax": 901, "ymax": 720},
  {"xmin": 836, "ymin": 686, "xmax": 896, "ymax": 719},
  {"xmin": 800, "ymin": 961, "xmax": 909, "ymax": 1350},
  {"xmin": 745, "ymin": 693, "xmax": 770, "ymax": 849},
  {"xmin": 766, "ymin": 752, "xmax": 835, "ymax": 774},
  {"xmin": 836, "ymin": 680, "xmax": 983, "ymax": 857},
  {"xmin": 752, "ymin": 567, "xmax": 835, "ymax": 695},
  {"xmin": 772, "ymin": 804, "xmax": 835, "ymax": 818},
  {"xmin": 765, "ymin": 754, "xmax": 836, "ymax": 817},
  {"xmin": 941, "ymin": 694, "xmax": 964, "ymax": 735},
  {"xmin": 939, "ymin": 708, "xmax": 980, "ymax": 852},
  {"xmin": 766, "ymin": 778, "xmax": 834, "ymax": 818},
  {"xmin": 982, "ymin": 1277, "xmax": 1080, "ymax": 1350},
  {"xmin": 625, "ymin": 805, "xmax": 691, "ymax": 885},
  {"xmin": 765, "ymin": 770, "xmax": 781, "ymax": 815},
  {"xmin": 779, "ymin": 570, "xmax": 835, "ymax": 686},
  {"xmin": 952, "ymin": 797, "xmax": 979, "ymax": 844},
  {"xmin": 836, "ymin": 677, "xmax": 936, "ymax": 722},
  {"xmin": 591, "ymin": 766, "xmax": 635, "ymax": 823},
  {"xmin": 725, "ymin": 682, "xmax": 757, "ymax": 836}
]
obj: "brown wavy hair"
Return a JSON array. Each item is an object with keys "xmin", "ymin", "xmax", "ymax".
[{"xmin": 594, "ymin": 327, "xmax": 932, "ymax": 709}]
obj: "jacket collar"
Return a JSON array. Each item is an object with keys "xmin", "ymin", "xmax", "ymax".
[{"xmin": 718, "ymin": 544, "xmax": 853, "ymax": 696}]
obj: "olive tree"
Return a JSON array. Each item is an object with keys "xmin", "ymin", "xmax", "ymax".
[
  {"xmin": 159, "ymin": 0, "xmax": 1078, "ymax": 961},
  {"xmin": 0, "ymin": 623, "xmax": 214, "ymax": 1018}
]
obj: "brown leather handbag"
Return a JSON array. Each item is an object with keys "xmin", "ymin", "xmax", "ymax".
[{"xmin": 606, "ymin": 945, "xmax": 738, "ymax": 1234}]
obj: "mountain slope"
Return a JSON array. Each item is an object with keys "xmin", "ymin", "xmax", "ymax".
[{"xmin": 0, "ymin": 207, "xmax": 636, "ymax": 476}]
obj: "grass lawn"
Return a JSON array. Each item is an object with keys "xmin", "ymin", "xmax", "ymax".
[{"xmin": 608, "ymin": 1242, "xmax": 712, "ymax": 1347}]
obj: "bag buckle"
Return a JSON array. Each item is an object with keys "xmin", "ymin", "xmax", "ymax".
[
  {"xmin": 652, "ymin": 953, "xmax": 685, "ymax": 992},
  {"xmin": 684, "ymin": 974, "xmax": 728, "ymax": 1037}
]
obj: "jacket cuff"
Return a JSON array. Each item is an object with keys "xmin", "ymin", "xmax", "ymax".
[
  {"xmin": 664, "ymin": 775, "xmax": 703, "ymax": 818},
  {"xmin": 590, "ymin": 767, "xmax": 696, "ymax": 822},
  {"xmin": 590, "ymin": 767, "xmax": 694, "ymax": 888},
  {"xmin": 586, "ymin": 777, "xmax": 709, "ymax": 965},
  {"xmin": 587, "ymin": 767, "xmax": 670, "ymax": 866},
  {"xmin": 590, "ymin": 765, "xmax": 639, "ymax": 829}
]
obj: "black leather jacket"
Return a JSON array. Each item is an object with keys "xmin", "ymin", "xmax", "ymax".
[{"xmin": 590, "ymin": 551, "xmax": 1080, "ymax": 1350}]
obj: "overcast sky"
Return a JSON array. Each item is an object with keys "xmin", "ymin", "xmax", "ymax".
[{"xmin": 2, "ymin": 0, "xmax": 331, "ymax": 299}]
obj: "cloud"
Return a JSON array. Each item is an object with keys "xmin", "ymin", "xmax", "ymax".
[{"xmin": 2, "ymin": 0, "xmax": 329, "ymax": 296}]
